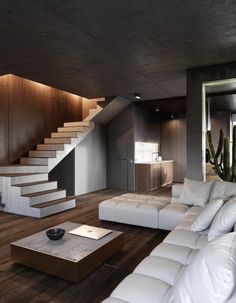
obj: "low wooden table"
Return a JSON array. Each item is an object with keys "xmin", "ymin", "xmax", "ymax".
[{"xmin": 11, "ymin": 222, "xmax": 123, "ymax": 283}]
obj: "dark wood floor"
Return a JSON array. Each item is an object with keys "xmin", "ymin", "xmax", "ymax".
[{"xmin": 0, "ymin": 186, "xmax": 171, "ymax": 303}]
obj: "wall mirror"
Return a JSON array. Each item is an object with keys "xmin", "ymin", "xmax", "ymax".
[{"xmin": 202, "ymin": 78, "xmax": 236, "ymax": 181}]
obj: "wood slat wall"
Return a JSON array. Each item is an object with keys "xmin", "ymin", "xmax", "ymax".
[{"xmin": 0, "ymin": 74, "xmax": 83, "ymax": 164}]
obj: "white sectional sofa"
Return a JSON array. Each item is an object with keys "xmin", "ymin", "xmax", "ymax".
[{"xmin": 100, "ymin": 180, "xmax": 236, "ymax": 303}]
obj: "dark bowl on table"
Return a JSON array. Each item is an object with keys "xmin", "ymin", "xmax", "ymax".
[{"xmin": 46, "ymin": 228, "xmax": 65, "ymax": 240}]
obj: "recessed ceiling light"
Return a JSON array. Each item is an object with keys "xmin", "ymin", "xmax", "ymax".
[{"xmin": 134, "ymin": 93, "xmax": 141, "ymax": 100}]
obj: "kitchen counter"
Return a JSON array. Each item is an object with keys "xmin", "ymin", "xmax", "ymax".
[
  {"xmin": 135, "ymin": 160, "xmax": 173, "ymax": 164},
  {"xmin": 135, "ymin": 161, "xmax": 173, "ymax": 192}
]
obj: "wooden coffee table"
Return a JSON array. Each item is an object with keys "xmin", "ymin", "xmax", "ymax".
[{"xmin": 11, "ymin": 222, "xmax": 123, "ymax": 283}]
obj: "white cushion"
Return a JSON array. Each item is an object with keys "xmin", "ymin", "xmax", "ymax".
[
  {"xmin": 102, "ymin": 299, "xmax": 129, "ymax": 303},
  {"xmin": 179, "ymin": 177, "xmax": 214, "ymax": 207},
  {"xmin": 210, "ymin": 180, "xmax": 236, "ymax": 200},
  {"xmin": 159, "ymin": 203, "xmax": 190, "ymax": 230},
  {"xmin": 191, "ymin": 197, "xmax": 225, "ymax": 232},
  {"xmin": 111, "ymin": 273, "xmax": 171, "ymax": 303},
  {"xmin": 170, "ymin": 232, "xmax": 236, "ymax": 303},
  {"xmin": 208, "ymin": 197, "xmax": 236, "ymax": 241},
  {"xmin": 150, "ymin": 242, "xmax": 192, "ymax": 265},
  {"xmin": 134, "ymin": 255, "xmax": 182, "ymax": 285}
]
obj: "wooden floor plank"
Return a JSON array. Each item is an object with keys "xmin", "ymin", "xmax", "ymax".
[{"xmin": 0, "ymin": 187, "xmax": 171, "ymax": 303}]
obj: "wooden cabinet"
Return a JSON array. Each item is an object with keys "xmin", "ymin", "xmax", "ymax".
[{"xmin": 135, "ymin": 161, "xmax": 173, "ymax": 192}]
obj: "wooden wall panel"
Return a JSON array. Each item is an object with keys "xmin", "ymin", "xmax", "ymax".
[
  {"xmin": 82, "ymin": 98, "xmax": 98, "ymax": 120},
  {"xmin": 0, "ymin": 74, "xmax": 83, "ymax": 164},
  {"xmin": 161, "ymin": 118, "xmax": 186, "ymax": 182},
  {"xmin": 0, "ymin": 75, "xmax": 9, "ymax": 164}
]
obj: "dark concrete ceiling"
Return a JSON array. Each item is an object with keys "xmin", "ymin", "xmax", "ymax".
[{"xmin": 1, "ymin": 1, "xmax": 236, "ymax": 100}]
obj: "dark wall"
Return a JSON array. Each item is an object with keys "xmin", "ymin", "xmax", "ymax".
[
  {"xmin": 187, "ymin": 62, "xmax": 236, "ymax": 180},
  {"xmin": 134, "ymin": 106, "xmax": 161, "ymax": 143},
  {"xmin": 49, "ymin": 150, "xmax": 75, "ymax": 196},
  {"xmin": 107, "ymin": 104, "xmax": 135, "ymax": 191},
  {"xmin": 0, "ymin": 74, "xmax": 82, "ymax": 164}
]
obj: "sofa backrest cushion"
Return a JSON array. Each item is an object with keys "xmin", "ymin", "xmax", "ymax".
[
  {"xmin": 170, "ymin": 232, "xmax": 236, "ymax": 303},
  {"xmin": 178, "ymin": 178, "xmax": 214, "ymax": 207},
  {"xmin": 208, "ymin": 197, "xmax": 236, "ymax": 241},
  {"xmin": 191, "ymin": 197, "xmax": 225, "ymax": 232},
  {"xmin": 210, "ymin": 180, "xmax": 236, "ymax": 200}
]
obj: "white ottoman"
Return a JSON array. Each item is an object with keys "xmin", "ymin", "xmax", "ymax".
[{"xmin": 99, "ymin": 194, "xmax": 170, "ymax": 228}]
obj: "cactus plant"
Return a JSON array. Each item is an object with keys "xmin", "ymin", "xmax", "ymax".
[{"xmin": 206, "ymin": 125, "xmax": 236, "ymax": 182}]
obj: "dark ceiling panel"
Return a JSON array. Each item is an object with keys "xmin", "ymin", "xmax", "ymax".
[{"xmin": 1, "ymin": 1, "xmax": 236, "ymax": 99}]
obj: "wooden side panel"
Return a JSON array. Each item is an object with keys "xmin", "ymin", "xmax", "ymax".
[
  {"xmin": 2, "ymin": 74, "xmax": 82, "ymax": 164},
  {"xmin": 176, "ymin": 118, "xmax": 187, "ymax": 182},
  {"xmin": 0, "ymin": 75, "xmax": 9, "ymax": 164},
  {"xmin": 161, "ymin": 118, "xmax": 186, "ymax": 182}
]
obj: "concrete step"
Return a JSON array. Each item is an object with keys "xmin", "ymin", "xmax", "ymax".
[
  {"xmin": 37, "ymin": 144, "xmax": 65, "ymax": 151},
  {"xmin": 33, "ymin": 197, "xmax": 76, "ymax": 218},
  {"xmin": 57, "ymin": 126, "xmax": 86, "ymax": 132},
  {"xmin": 20, "ymin": 157, "xmax": 48, "ymax": 166},
  {"xmin": 23, "ymin": 189, "xmax": 66, "ymax": 206},
  {"xmin": 10, "ymin": 173, "xmax": 49, "ymax": 186},
  {"xmin": 0, "ymin": 165, "xmax": 48, "ymax": 174},
  {"xmin": 13, "ymin": 180, "xmax": 57, "ymax": 195},
  {"xmin": 44, "ymin": 137, "xmax": 72, "ymax": 144},
  {"xmin": 29, "ymin": 150, "xmax": 57, "ymax": 158},
  {"xmin": 51, "ymin": 132, "xmax": 79, "ymax": 138},
  {"xmin": 64, "ymin": 121, "xmax": 90, "ymax": 127}
]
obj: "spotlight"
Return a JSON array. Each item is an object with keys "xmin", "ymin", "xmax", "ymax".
[
  {"xmin": 134, "ymin": 93, "xmax": 141, "ymax": 100},
  {"xmin": 171, "ymin": 112, "xmax": 174, "ymax": 119},
  {"xmin": 155, "ymin": 106, "xmax": 159, "ymax": 112}
]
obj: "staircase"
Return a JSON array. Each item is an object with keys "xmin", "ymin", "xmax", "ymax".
[{"xmin": 0, "ymin": 103, "xmax": 103, "ymax": 218}]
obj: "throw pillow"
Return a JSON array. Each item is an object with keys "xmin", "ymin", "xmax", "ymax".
[
  {"xmin": 170, "ymin": 232, "xmax": 236, "ymax": 303},
  {"xmin": 178, "ymin": 177, "xmax": 214, "ymax": 207},
  {"xmin": 191, "ymin": 197, "xmax": 225, "ymax": 232},
  {"xmin": 208, "ymin": 196, "xmax": 236, "ymax": 241}
]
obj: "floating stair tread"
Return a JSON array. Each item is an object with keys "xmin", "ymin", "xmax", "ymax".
[
  {"xmin": 32, "ymin": 197, "xmax": 75, "ymax": 208},
  {"xmin": 23, "ymin": 188, "xmax": 65, "ymax": 198},
  {"xmin": 0, "ymin": 173, "xmax": 44, "ymax": 177},
  {"xmin": 13, "ymin": 180, "xmax": 56, "ymax": 187}
]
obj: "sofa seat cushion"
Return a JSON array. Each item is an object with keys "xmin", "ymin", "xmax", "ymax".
[
  {"xmin": 164, "ymin": 229, "xmax": 208, "ymax": 249},
  {"xmin": 134, "ymin": 256, "xmax": 183, "ymax": 285},
  {"xmin": 159, "ymin": 203, "xmax": 190, "ymax": 230},
  {"xmin": 102, "ymin": 299, "xmax": 130, "ymax": 303},
  {"xmin": 183, "ymin": 206, "xmax": 202, "ymax": 217},
  {"xmin": 150, "ymin": 242, "xmax": 192, "ymax": 264},
  {"xmin": 110, "ymin": 273, "xmax": 171, "ymax": 303},
  {"xmin": 99, "ymin": 195, "xmax": 169, "ymax": 228}
]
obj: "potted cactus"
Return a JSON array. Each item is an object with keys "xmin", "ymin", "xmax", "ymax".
[{"xmin": 206, "ymin": 125, "xmax": 236, "ymax": 182}]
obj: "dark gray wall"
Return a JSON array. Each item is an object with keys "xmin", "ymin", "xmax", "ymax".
[
  {"xmin": 107, "ymin": 105, "xmax": 135, "ymax": 191},
  {"xmin": 187, "ymin": 62, "xmax": 236, "ymax": 180},
  {"xmin": 134, "ymin": 106, "xmax": 161, "ymax": 143},
  {"xmin": 74, "ymin": 123, "xmax": 107, "ymax": 195},
  {"xmin": 49, "ymin": 150, "xmax": 75, "ymax": 196}
]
